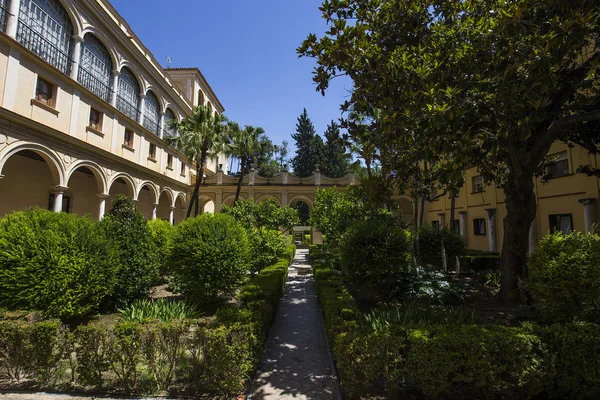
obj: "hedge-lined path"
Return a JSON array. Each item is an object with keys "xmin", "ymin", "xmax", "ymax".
[{"xmin": 249, "ymin": 248, "xmax": 340, "ymax": 400}]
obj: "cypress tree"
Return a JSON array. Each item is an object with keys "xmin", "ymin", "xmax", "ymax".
[
  {"xmin": 291, "ymin": 109, "xmax": 321, "ymax": 177},
  {"xmin": 322, "ymin": 120, "xmax": 349, "ymax": 177}
]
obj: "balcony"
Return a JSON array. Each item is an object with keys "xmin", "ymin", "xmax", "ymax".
[
  {"xmin": 116, "ymin": 94, "xmax": 139, "ymax": 122},
  {"xmin": 143, "ymin": 117, "xmax": 160, "ymax": 136},
  {"xmin": 78, "ymin": 67, "xmax": 113, "ymax": 104},
  {"xmin": 16, "ymin": 21, "xmax": 72, "ymax": 75}
]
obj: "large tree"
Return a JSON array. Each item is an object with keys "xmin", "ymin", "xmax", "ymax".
[
  {"xmin": 228, "ymin": 123, "xmax": 265, "ymax": 204},
  {"xmin": 291, "ymin": 108, "xmax": 324, "ymax": 177},
  {"xmin": 167, "ymin": 105, "xmax": 229, "ymax": 217},
  {"xmin": 322, "ymin": 120, "xmax": 350, "ymax": 177},
  {"xmin": 299, "ymin": 0, "xmax": 600, "ymax": 303}
]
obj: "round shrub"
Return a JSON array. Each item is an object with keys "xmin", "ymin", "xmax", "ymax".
[
  {"xmin": 0, "ymin": 209, "xmax": 118, "ymax": 318},
  {"xmin": 147, "ymin": 219, "xmax": 174, "ymax": 275},
  {"xmin": 100, "ymin": 195, "xmax": 159, "ymax": 306},
  {"xmin": 415, "ymin": 225, "xmax": 466, "ymax": 271},
  {"xmin": 526, "ymin": 231, "xmax": 600, "ymax": 322},
  {"xmin": 169, "ymin": 213, "xmax": 250, "ymax": 301},
  {"xmin": 248, "ymin": 228, "xmax": 287, "ymax": 274},
  {"xmin": 340, "ymin": 216, "xmax": 411, "ymax": 301}
]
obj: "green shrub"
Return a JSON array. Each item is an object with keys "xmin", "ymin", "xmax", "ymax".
[
  {"xmin": 247, "ymin": 228, "xmax": 287, "ymax": 274},
  {"xmin": 340, "ymin": 216, "xmax": 411, "ymax": 301},
  {"xmin": 0, "ymin": 209, "xmax": 118, "ymax": 318},
  {"xmin": 526, "ymin": 231, "xmax": 600, "ymax": 322},
  {"xmin": 74, "ymin": 323, "xmax": 110, "ymax": 389},
  {"xmin": 415, "ymin": 225, "xmax": 466, "ymax": 271},
  {"xmin": 101, "ymin": 195, "xmax": 159, "ymax": 306},
  {"xmin": 118, "ymin": 299, "xmax": 201, "ymax": 322},
  {"xmin": 147, "ymin": 219, "xmax": 174, "ymax": 275},
  {"xmin": 26, "ymin": 320, "xmax": 65, "ymax": 384},
  {"xmin": 169, "ymin": 213, "xmax": 250, "ymax": 302},
  {"xmin": 0, "ymin": 320, "xmax": 29, "ymax": 381},
  {"xmin": 107, "ymin": 321, "xmax": 143, "ymax": 392},
  {"xmin": 284, "ymin": 244, "xmax": 296, "ymax": 262}
]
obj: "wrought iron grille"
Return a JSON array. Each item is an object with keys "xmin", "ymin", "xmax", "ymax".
[
  {"xmin": 117, "ymin": 67, "xmax": 140, "ymax": 121},
  {"xmin": 143, "ymin": 92, "xmax": 160, "ymax": 135},
  {"xmin": 0, "ymin": 0, "xmax": 8, "ymax": 32},
  {"xmin": 78, "ymin": 66, "xmax": 113, "ymax": 103},
  {"xmin": 78, "ymin": 33, "xmax": 112, "ymax": 102},
  {"xmin": 163, "ymin": 109, "xmax": 177, "ymax": 138},
  {"xmin": 18, "ymin": 0, "xmax": 73, "ymax": 75}
]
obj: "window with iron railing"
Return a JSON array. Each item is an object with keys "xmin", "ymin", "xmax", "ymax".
[
  {"xmin": 117, "ymin": 67, "xmax": 140, "ymax": 121},
  {"xmin": 143, "ymin": 91, "xmax": 160, "ymax": 135},
  {"xmin": 0, "ymin": 0, "xmax": 8, "ymax": 32},
  {"xmin": 17, "ymin": 0, "xmax": 73, "ymax": 75},
  {"xmin": 78, "ymin": 33, "xmax": 113, "ymax": 103},
  {"xmin": 163, "ymin": 108, "xmax": 177, "ymax": 138}
]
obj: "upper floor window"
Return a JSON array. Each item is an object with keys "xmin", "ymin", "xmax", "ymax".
[
  {"xmin": 116, "ymin": 67, "xmax": 140, "ymax": 121},
  {"xmin": 547, "ymin": 151, "xmax": 569, "ymax": 178},
  {"xmin": 143, "ymin": 91, "xmax": 160, "ymax": 135},
  {"xmin": 148, "ymin": 143, "xmax": 156, "ymax": 160},
  {"xmin": 1, "ymin": 0, "xmax": 9, "ymax": 32},
  {"xmin": 472, "ymin": 175, "xmax": 484, "ymax": 193},
  {"xmin": 197, "ymin": 90, "xmax": 205, "ymax": 106},
  {"xmin": 123, "ymin": 128, "xmax": 134, "ymax": 148},
  {"xmin": 89, "ymin": 107, "xmax": 102, "ymax": 130},
  {"xmin": 78, "ymin": 33, "xmax": 113, "ymax": 103},
  {"xmin": 473, "ymin": 218, "xmax": 486, "ymax": 236},
  {"xmin": 17, "ymin": 0, "xmax": 73, "ymax": 75},
  {"xmin": 167, "ymin": 154, "xmax": 173, "ymax": 169},
  {"xmin": 35, "ymin": 77, "xmax": 54, "ymax": 106},
  {"xmin": 163, "ymin": 108, "xmax": 177, "ymax": 138}
]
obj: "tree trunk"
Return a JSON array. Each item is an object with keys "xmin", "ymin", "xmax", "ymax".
[
  {"xmin": 413, "ymin": 195, "xmax": 419, "ymax": 230},
  {"xmin": 419, "ymin": 196, "xmax": 425, "ymax": 227},
  {"xmin": 185, "ymin": 161, "xmax": 202, "ymax": 218},
  {"xmin": 449, "ymin": 193, "xmax": 456, "ymax": 231},
  {"xmin": 499, "ymin": 169, "xmax": 537, "ymax": 304},
  {"xmin": 234, "ymin": 158, "xmax": 245, "ymax": 205},
  {"xmin": 195, "ymin": 164, "xmax": 204, "ymax": 217}
]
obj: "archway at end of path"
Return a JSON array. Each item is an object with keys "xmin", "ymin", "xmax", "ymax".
[{"xmin": 290, "ymin": 200, "xmax": 311, "ymax": 227}]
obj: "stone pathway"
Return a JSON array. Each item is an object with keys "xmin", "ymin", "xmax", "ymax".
[{"xmin": 249, "ymin": 249, "xmax": 340, "ymax": 400}]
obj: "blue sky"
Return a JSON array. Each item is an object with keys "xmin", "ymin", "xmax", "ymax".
[{"xmin": 110, "ymin": 0, "xmax": 353, "ymax": 154}]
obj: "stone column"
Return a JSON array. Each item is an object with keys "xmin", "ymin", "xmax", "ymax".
[
  {"xmin": 151, "ymin": 203, "xmax": 158, "ymax": 220},
  {"xmin": 97, "ymin": 194, "xmax": 110, "ymax": 220},
  {"xmin": 138, "ymin": 94, "xmax": 146, "ymax": 125},
  {"xmin": 6, "ymin": 0, "xmax": 21, "ymax": 39},
  {"xmin": 459, "ymin": 211, "xmax": 467, "ymax": 240},
  {"xmin": 282, "ymin": 171, "xmax": 288, "ymax": 185},
  {"xmin": 314, "ymin": 164, "xmax": 321, "ymax": 186},
  {"xmin": 70, "ymin": 35, "xmax": 84, "ymax": 81},
  {"xmin": 52, "ymin": 186, "xmax": 67, "ymax": 212},
  {"xmin": 216, "ymin": 170, "xmax": 223, "ymax": 185},
  {"xmin": 529, "ymin": 217, "xmax": 538, "ymax": 254},
  {"xmin": 282, "ymin": 190, "xmax": 289, "ymax": 207},
  {"xmin": 249, "ymin": 164, "xmax": 255, "ymax": 186},
  {"xmin": 215, "ymin": 190, "xmax": 223, "ymax": 212},
  {"xmin": 438, "ymin": 213, "xmax": 446, "ymax": 227},
  {"xmin": 578, "ymin": 198, "xmax": 597, "ymax": 233},
  {"xmin": 110, "ymin": 70, "xmax": 120, "ymax": 107},
  {"xmin": 486, "ymin": 208, "xmax": 497, "ymax": 252},
  {"xmin": 158, "ymin": 111, "xmax": 165, "ymax": 139},
  {"xmin": 168, "ymin": 206, "xmax": 175, "ymax": 225}
]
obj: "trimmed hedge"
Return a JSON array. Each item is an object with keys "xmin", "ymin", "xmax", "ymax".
[
  {"xmin": 309, "ymin": 246, "xmax": 600, "ymax": 400},
  {"xmin": 0, "ymin": 257, "xmax": 291, "ymax": 397}
]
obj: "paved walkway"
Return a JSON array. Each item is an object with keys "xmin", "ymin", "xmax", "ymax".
[{"xmin": 249, "ymin": 249, "xmax": 339, "ymax": 400}]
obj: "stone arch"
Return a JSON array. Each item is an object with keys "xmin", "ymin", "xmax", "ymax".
[
  {"xmin": 198, "ymin": 194, "xmax": 215, "ymax": 214},
  {"xmin": 135, "ymin": 180, "xmax": 159, "ymax": 203},
  {"xmin": 173, "ymin": 192, "xmax": 186, "ymax": 224},
  {"xmin": 256, "ymin": 194, "xmax": 281, "ymax": 206},
  {"xmin": 0, "ymin": 142, "xmax": 65, "ymax": 186},
  {"xmin": 222, "ymin": 194, "xmax": 246, "ymax": 208},
  {"xmin": 287, "ymin": 194, "xmax": 313, "ymax": 209},
  {"xmin": 174, "ymin": 191, "xmax": 186, "ymax": 209},
  {"xmin": 197, "ymin": 89, "xmax": 205, "ymax": 106},
  {"xmin": 107, "ymin": 173, "xmax": 135, "ymax": 198},
  {"xmin": 289, "ymin": 195, "xmax": 312, "ymax": 226},
  {"xmin": 136, "ymin": 181, "xmax": 159, "ymax": 220},
  {"xmin": 156, "ymin": 188, "xmax": 173, "ymax": 221},
  {"xmin": 65, "ymin": 160, "xmax": 107, "ymax": 194},
  {"xmin": 56, "ymin": 0, "xmax": 84, "ymax": 37},
  {"xmin": 78, "ymin": 28, "xmax": 118, "ymax": 71}
]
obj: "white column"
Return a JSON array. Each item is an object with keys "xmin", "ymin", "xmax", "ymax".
[
  {"xmin": 6, "ymin": 0, "xmax": 21, "ymax": 38},
  {"xmin": 215, "ymin": 190, "xmax": 223, "ymax": 212},
  {"xmin": 168, "ymin": 206, "xmax": 175, "ymax": 225},
  {"xmin": 579, "ymin": 198, "xmax": 597, "ymax": 233},
  {"xmin": 438, "ymin": 213, "xmax": 446, "ymax": 227},
  {"xmin": 151, "ymin": 203, "xmax": 158, "ymax": 220},
  {"xmin": 249, "ymin": 164, "xmax": 255, "ymax": 186},
  {"xmin": 486, "ymin": 208, "xmax": 497, "ymax": 252},
  {"xmin": 53, "ymin": 187, "xmax": 67, "ymax": 212},
  {"xmin": 70, "ymin": 36, "xmax": 84, "ymax": 81},
  {"xmin": 529, "ymin": 217, "xmax": 538, "ymax": 254},
  {"xmin": 158, "ymin": 111, "xmax": 165, "ymax": 139},
  {"xmin": 97, "ymin": 194, "xmax": 110, "ymax": 220},
  {"xmin": 110, "ymin": 70, "xmax": 120, "ymax": 107},
  {"xmin": 459, "ymin": 211, "xmax": 467, "ymax": 240},
  {"xmin": 138, "ymin": 94, "xmax": 146, "ymax": 125}
]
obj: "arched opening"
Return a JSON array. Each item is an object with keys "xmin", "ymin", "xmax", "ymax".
[
  {"xmin": 207, "ymin": 101, "xmax": 212, "ymax": 112},
  {"xmin": 156, "ymin": 190, "xmax": 172, "ymax": 221},
  {"xmin": 17, "ymin": 0, "xmax": 74, "ymax": 75},
  {"xmin": 78, "ymin": 33, "xmax": 113, "ymax": 102},
  {"xmin": 200, "ymin": 199, "xmax": 215, "ymax": 214},
  {"xmin": 116, "ymin": 66, "xmax": 140, "ymax": 121},
  {"xmin": 163, "ymin": 108, "xmax": 177, "ymax": 138},
  {"xmin": 67, "ymin": 166, "xmax": 104, "ymax": 219},
  {"xmin": 197, "ymin": 89, "xmax": 205, "ymax": 106},
  {"xmin": 290, "ymin": 200, "xmax": 310, "ymax": 226},
  {"xmin": 137, "ymin": 183, "xmax": 157, "ymax": 220},
  {"xmin": 223, "ymin": 194, "xmax": 245, "ymax": 208},
  {"xmin": 0, "ymin": 150, "xmax": 62, "ymax": 216},
  {"xmin": 143, "ymin": 90, "xmax": 160, "ymax": 135},
  {"xmin": 174, "ymin": 194, "xmax": 185, "ymax": 225},
  {"xmin": 108, "ymin": 176, "xmax": 134, "ymax": 210}
]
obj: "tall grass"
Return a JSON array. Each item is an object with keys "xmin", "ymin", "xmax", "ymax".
[
  {"xmin": 118, "ymin": 299, "xmax": 201, "ymax": 322},
  {"xmin": 365, "ymin": 302, "xmax": 475, "ymax": 332}
]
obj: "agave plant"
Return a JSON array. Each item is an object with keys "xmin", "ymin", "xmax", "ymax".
[{"xmin": 118, "ymin": 299, "xmax": 201, "ymax": 322}]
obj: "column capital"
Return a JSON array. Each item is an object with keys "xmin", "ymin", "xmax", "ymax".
[
  {"xmin": 52, "ymin": 185, "xmax": 69, "ymax": 193},
  {"xmin": 169, "ymin": 206, "xmax": 176, "ymax": 211},
  {"xmin": 438, "ymin": 212, "xmax": 446, "ymax": 216},
  {"xmin": 112, "ymin": 69, "xmax": 121, "ymax": 76},
  {"xmin": 153, "ymin": 203, "xmax": 159, "ymax": 207},
  {"xmin": 72, "ymin": 35, "xmax": 84, "ymax": 43},
  {"xmin": 97, "ymin": 193, "xmax": 111, "ymax": 199},
  {"xmin": 578, "ymin": 197, "xmax": 597, "ymax": 205},
  {"xmin": 485, "ymin": 208, "xmax": 496, "ymax": 215},
  {"xmin": 139, "ymin": 94, "xmax": 147, "ymax": 100},
  {"xmin": 458, "ymin": 211, "xmax": 467, "ymax": 215}
]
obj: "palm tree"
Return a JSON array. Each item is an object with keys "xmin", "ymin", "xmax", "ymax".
[
  {"xmin": 228, "ymin": 123, "xmax": 265, "ymax": 204},
  {"xmin": 166, "ymin": 105, "xmax": 229, "ymax": 217}
]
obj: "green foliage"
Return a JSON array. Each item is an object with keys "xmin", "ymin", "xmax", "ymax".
[
  {"xmin": 169, "ymin": 213, "xmax": 250, "ymax": 302},
  {"xmin": 291, "ymin": 108, "xmax": 323, "ymax": 177},
  {"xmin": 147, "ymin": 219, "xmax": 174, "ymax": 275},
  {"xmin": 0, "ymin": 208, "xmax": 118, "ymax": 318},
  {"xmin": 222, "ymin": 199, "xmax": 300, "ymax": 231},
  {"xmin": 101, "ymin": 195, "xmax": 159, "ymax": 306},
  {"xmin": 26, "ymin": 320, "xmax": 65, "ymax": 384},
  {"xmin": 247, "ymin": 228, "xmax": 287, "ymax": 274},
  {"xmin": 284, "ymin": 244, "xmax": 296, "ymax": 262},
  {"xmin": 526, "ymin": 231, "xmax": 600, "ymax": 322},
  {"xmin": 340, "ymin": 216, "xmax": 411, "ymax": 301},
  {"xmin": 415, "ymin": 225, "xmax": 466, "ymax": 271},
  {"xmin": 74, "ymin": 323, "xmax": 109, "ymax": 389},
  {"xmin": 118, "ymin": 299, "xmax": 201, "ymax": 322},
  {"xmin": 365, "ymin": 304, "xmax": 474, "ymax": 332},
  {"xmin": 0, "ymin": 320, "xmax": 29, "ymax": 381},
  {"xmin": 107, "ymin": 321, "xmax": 143, "ymax": 392},
  {"xmin": 322, "ymin": 120, "xmax": 350, "ymax": 178}
]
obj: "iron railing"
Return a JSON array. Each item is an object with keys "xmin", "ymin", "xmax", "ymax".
[
  {"xmin": 0, "ymin": 4, "xmax": 8, "ymax": 33},
  {"xmin": 116, "ymin": 94, "xmax": 139, "ymax": 121},
  {"xmin": 78, "ymin": 66, "xmax": 113, "ymax": 103},
  {"xmin": 16, "ymin": 21, "xmax": 72, "ymax": 75},
  {"xmin": 143, "ymin": 117, "xmax": 159, "ymax": 136}
]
